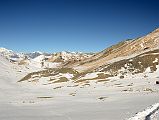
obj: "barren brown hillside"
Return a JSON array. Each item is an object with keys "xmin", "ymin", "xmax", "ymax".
[{"xmin": 71, "ymin": 28, "xmax": 159, "ymax": 73}]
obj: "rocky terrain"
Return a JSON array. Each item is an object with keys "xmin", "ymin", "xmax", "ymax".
[
  {"xmin": 0, "ymin": 28, "xmax": 159, "ymax": 120},
  {"xmin": 11, "ymin": 28, "xmax": 158, "ymax": 86}
]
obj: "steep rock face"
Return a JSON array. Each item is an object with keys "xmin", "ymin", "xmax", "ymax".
[{"xmin": 73, "ymin": 28, "xmax": 159, "ymax": 72}]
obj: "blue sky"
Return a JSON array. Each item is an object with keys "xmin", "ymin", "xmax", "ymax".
[{"xmin": 0, "ymin": 0, "xmax": 159, "ymax": 53}]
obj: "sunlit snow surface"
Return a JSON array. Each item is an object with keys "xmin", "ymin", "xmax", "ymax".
[{"xmin": 0, "ymin": 56, "xmax": 159, "ymax": 120}]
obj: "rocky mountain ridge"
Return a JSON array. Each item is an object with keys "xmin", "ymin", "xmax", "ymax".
[
  {"xmin": 72, "ymin": 28, "xmax": 159, "ymax": 73},
  {"xmin": 0, "ymin": 28, "xmax": 159, "ymax": 85},
  {"xmin": 14, "ymin": 28, "xmax": 159, "ymax": 86},
  {"xmin": 0, "ymin": 47, "xmax": 94, "ymax": 68}
]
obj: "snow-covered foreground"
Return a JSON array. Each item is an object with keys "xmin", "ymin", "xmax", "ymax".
[
  {"xmin": 0, "ymin": 56, "xmax": 159, "ymax": 120},
  {"xmin": 128, "ymin": 103, "xmax": 159, "ymax": 120}
]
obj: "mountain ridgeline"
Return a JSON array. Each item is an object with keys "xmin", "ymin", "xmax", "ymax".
[{"xmin": 0, "ymin": 28, "xmax": 159, "ymax": 84}]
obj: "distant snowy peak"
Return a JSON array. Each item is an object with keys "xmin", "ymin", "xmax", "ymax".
[
  {"xmin": 0, "ymin": 47, "xmax": 93, "ymax": 65},
  {"xmin": 0, "ymin": 47, "xmax": 25, "ymax": 61},
  {"xmin": 49, "ymin": 51, "xmax": 94, "ymax": 63},
  {"xmin": 0, "ymin": 47, "xmax": 12, "ymax": 52},
  {"xmin": 61, "ymin": 51, "xmax": 93, "ymax": 55},
  {"xmin": 0, "ymin": 48, "xmax": 48, "ymax": 62},
  {"xmin": 0, "ymin": 47, "xmax": 14, "ymax": 56},
  {"xmin": 25, "ymin": 51, "xmax": 43, "ymax": 59}
]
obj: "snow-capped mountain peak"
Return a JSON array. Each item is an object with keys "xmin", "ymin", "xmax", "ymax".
[
  {"xmin": 0, "ymin": 47, "xmax": 24, "ymax": 61},
  {"xmin": 0, "ymin": 47, "xmax": 14, "ymax": 55}
]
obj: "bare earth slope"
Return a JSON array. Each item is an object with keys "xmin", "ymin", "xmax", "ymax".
[{"xmin": 73, "ymin": 28, "xmax": 159, "ymax": 73}]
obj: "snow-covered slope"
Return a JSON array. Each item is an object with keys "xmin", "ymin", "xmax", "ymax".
[
  {"xmin": 128, "ymin": 103, "xmax": 159, "ymax": 120},
  {"xmin": 0, "ymin": 28, "xmax": 159, "ymax": 120}
]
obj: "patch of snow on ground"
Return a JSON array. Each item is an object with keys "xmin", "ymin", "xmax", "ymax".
[
  {"xmin": 63, "ymin": 73, "xmax": 74, "ymax": 79},
  {"xmin": 80, "ymin": 72, "xmax": 98, "ymax": 79}
]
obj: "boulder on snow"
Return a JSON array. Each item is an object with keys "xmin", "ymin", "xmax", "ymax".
[{"xmin": 156, "ymin": 81, "xmax": 159, "ymax": 84}]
